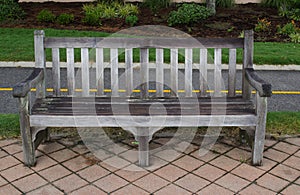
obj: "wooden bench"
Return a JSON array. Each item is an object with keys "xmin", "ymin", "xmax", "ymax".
[{"xmin": 13, "ymin": 29, "xmax": 271, "ymax": 167}]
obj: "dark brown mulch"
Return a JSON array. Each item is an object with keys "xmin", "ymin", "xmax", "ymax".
[{"xmin": 1, "ymin": 2, "xmax": 293, "ymax": 42}]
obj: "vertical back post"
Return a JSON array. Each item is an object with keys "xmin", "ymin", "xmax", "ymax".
[
  {"xmin": 34, "ymin": 30, "xmax": 46, "ymax": 98},
  {"xmin": 242, "ymin": 30, "xmax": 254, "ymax": 100}
]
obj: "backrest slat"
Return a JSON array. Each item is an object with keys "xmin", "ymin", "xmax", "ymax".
[
  {"xmin": 125, "ymin": 48, "xmax": 133, "ymax": 97},
  {"xmin": 170, "ymin": 48, "xmax": 178, "ymax": 96},
  {"xmin": 96, "ymin": 48, "xmax": 104, "ymax": 96},
  {"xmin": 214, "ymin": 48, "xmax": 222, "ymax": 97},
  {"xmin": 185, "ymin": 49, "xmax": 193, "ymax": 97},
  {"xmin": 111, "ymin": 48, "xmax": 119, "ymax": 96},
  {"xmin": 228, "ymin": 48, "xmax": 237, "ymax": 97},
  {"xmin": 200, "ymin": 49, "xmax": 208, "ymax": 97},
  {"xmin": 81, "ymin": 48, "xmax": 90, "ymax": 96},
  {"xmin": 156, "ymin": 48, "xmax": 164, "ymax": 97},
  {"xmin": 140, "ymin": 48, "xmax": 149, "ymax": 98},
  {"xmin": 66, "ymin": 48, "xmax": 75, "ymax": 95},
  {"xmin": 52, "ymin": 48, "xmax": 60, "ymax": 96}
]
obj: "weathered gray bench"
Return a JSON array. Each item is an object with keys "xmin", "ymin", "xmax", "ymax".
[{"xmin": 13, "ymin": 30, "xmax": 271, "ymax": 167}]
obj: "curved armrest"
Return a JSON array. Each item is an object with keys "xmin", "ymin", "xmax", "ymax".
[
  {"xmin": 245, "ymin": 68, "xmax": 272, "ymax": 97},
  {"xmin": 13, "ymin": 68, "xmax": 44, "ymax": 98}
]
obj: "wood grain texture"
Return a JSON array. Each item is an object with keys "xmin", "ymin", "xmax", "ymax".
[
  {"xmin": 200, "ymin": 49, "xmax": 208, "ymax": 97},
  {"xmin": 170, "ymin": 48, "xmax": 178, "ymax": 96},
  {"xmin": 67, "ymin": 48, "xmax": 75, "ymax": 95},
  {"xmin": 228, "ymin": 49, "xmax": 237, "ymax": 97},
  {"xmin": 140, "ymin": 48, "xmax": 149, "ymax": 98},
  {"xmin": 111, "ymin": 48, "xmax": 119, "ymax": 96},
  {"xmin": 185, "ymin": 49, "xmax": 193, "ymax": 97},
  {"xmin": 81, "ymin": 48, "xmax": 90, "ymax": 96},
  {"xmin": 156, "ymin": 48, "xmax": 164, "ymax": 97},
  {"xmin": 125, "ymin": 48, "xmax": 133, "ymax": 97},
  {"xmin": 214, "ymin": 48, "xmax": 222, "ymax": 97},
  {"xmin": 52, "ymin": 48, "xmax": 60, "ymax": 96},
  {"xmin": 96, "ymin": 48, "xmax": 104, "ymax": 96}
]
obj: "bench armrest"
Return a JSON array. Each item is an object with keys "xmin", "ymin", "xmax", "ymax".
[
  {"xmin": 245, "ymin": 68, "xmax": 272, "ymax": 97},
  {"xmin": 13, "ymin": 68, "xmax": 44, "ymax": 98}
]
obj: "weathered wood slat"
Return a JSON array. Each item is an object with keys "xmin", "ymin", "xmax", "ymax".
[
  {"xmin": 30, "ymin": 114, "xmax": 257, "ymax": 127},
  {"xmin": 140, "ymin": 48, "xmax": 149, "ymax": 98},
  {"xmin": 52, "ymin": 48, "xmax": 60, "ymax": 96},
  {"xmin": 96, "ymin": 48, "xmax": 104, "ymax": 96},
  {"xmin": 45, "ymin": 37, "xmax": 244, "ymax": 49},
  {"xmin": 243, "ymin": 30, "xmax": 254, "ymax": 100},
  {"xmin": 125, "ymin": 48, "xmax": 133, "ymax": 97},
  {"xmin": 81, "ymin": 48, "xmax": 90, "ymax": 96},
  {"xmin": 170, "ymin": 48, "xmax": 178, "ymax": 96},
  {"xmin": 66, "ymin": 48, "xmax": 75, "ymax": 95},
  {"xmin": 200, "ymin": 49, "xmax": 208, "ymax": 97},
  {"xmin": 185, "ymin": 49, "xmax": 193, "ymax": 97},
  {"xmin": 214, "ymin": 48, "xmax": 222, "ymax": 97},
  {"xmin": 156, "ymin": 48, "xmax": 164, "ymax": 97},
  {"xmin": 111, "ymin": 48, "xmax": 119, "ymax": 96},
  {"xmin": 228, "ymin": 48, "xmax": 237, "ymax": 97}
]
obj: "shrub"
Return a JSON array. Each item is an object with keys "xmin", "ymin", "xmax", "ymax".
[
  {"xmin": 277, "ymin": 21, "xmax": 300, "ymax": 36},
  {"xmin": 37, "ymin": 9, "xmax": 56, "ymax": 23},
  {"xmin": 168, "ymin": 3, "xmax": 212, "ymax": 26},
  {"xmin": 262, "ymin": 0, "xmax": 292, "ymax": 8},
  {"xmin": 82, "ymin": 4, "xmax": 102, "ymax": 26},
  {"xmin": 254, "ymin": 18, "xmax": 271, "ymax": 32},
  {"xmin": 119, "ymin": 3, "xmax": 139, "ymax": 18},
  {"xmin": 125, "ymin": 15, "xmax": 138, "ymax": 26},
  {"xmin": 143, "ymin": 0, "xmax": 171, "ymax": 14},
  {"xmin": 0, "ymin": 0, "xmax": 25, "ymax": 22},
  {"xmin": 289, "ymin": 33, "xmax": 300, "ymax": 43},
  {"xmin": 216, "ymin": 0, "xmax": 235, "ymax": 8},
  {"xmin": 56, "ymin": 13, "xmax": 74, "ymax": 25}
]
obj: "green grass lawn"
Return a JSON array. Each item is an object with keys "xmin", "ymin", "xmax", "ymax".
[
  {"xmin": 0, "ymin": 28, "xmax": 299, "ymax": 65},
  {"xmin": 1, "ymin": 112, "xmax": 299, "ymax": 139}
]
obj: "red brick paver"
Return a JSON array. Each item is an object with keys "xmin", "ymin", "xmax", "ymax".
[{"xmin": 0, "ymin": 136, "xmax": 299, "ymax": 194}]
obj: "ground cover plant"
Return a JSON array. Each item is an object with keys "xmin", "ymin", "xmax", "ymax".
[{"xmin": 0, "ymin": 0, "xmax": 25, "ymax": 23}]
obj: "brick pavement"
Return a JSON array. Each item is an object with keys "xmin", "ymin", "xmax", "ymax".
[{"xmin": 0, "ymin": 134, "xmax": 299, "ymax": 194}]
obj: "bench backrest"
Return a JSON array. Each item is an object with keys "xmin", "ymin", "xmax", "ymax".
[{"xmin": 34, "ymin": 30, "xmax": 254, "ymax": 99}]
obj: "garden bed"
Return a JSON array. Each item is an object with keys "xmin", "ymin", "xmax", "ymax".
[{"xmin": 0, "ymin": 2, "xmax": 295, "ymax": 42}]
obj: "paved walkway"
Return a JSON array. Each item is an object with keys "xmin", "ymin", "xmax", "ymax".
[{"xmin": 0, "ymin": 133, "xmax": 299, "ymax": 194}]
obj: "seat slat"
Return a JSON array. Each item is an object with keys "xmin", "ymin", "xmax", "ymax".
[
  {"xmin": 81, "ymin": 48, "xmax": 90, "ymax": 96},
  {"xmin": 52, "ymin": 48, "xmax": 60, "ymax": 96},
  {"xmin": 96, "ymin": 48, "xmax": 104, "ymax": 96},
  {"xmin": 156, "ymin": 48, "xmax": 164, "ymax": 97},
  {"xmin": 66, "ymin": 48, "xmax": 75, "ymax": 95}
]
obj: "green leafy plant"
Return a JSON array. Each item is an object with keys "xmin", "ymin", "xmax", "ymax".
[
  {"xmin": 56, "ymin": 13, "xmax": 74, "ymax": 25},
  {"xmin": 216, "ymin": 0, "xmax": 235, "ymax": 8},
  {"xmin": 289, "ymin": 33, "xmax": 300, "ymax": 43},
  {"xmin": 125, "ymin": 15, "xmax": 138, "ymax": 26},
  {"xmin": 168, "ymin": 3, "xmax": 212, "ymax": 26},
  {"xmin": 119, "ymin": 3, "xmax": 139, "ymax": 18},
  {"xmin": 255, "ymin": 18, "xmax": 271, "ymax": 32},
  {"xmin": 82, "ymin": 2, "xmax": 139, "ymax": 25},
  {"xmin": 0, "ymin": 0, "xmax": 25, "ymax": 22},
  {"xmin": 37, "ymin": 9, "xmax": 56, "ymax": 23},
  {"xmin": 262, "ymin": 0, "xmax": 292, "ymax": 8},
  {"xmin": 277, "ymin": 21, "xmax": 300, "ymax": 36},
  {"xmin": 82, "ymin": 4, "xmax": 102, "ymax": 26},
  {"xmin": 143, "ymin": 0, "xmax": 171, "ymax": 14}
]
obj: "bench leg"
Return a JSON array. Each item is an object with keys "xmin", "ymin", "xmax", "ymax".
[
  {"xmin": 19, "ymin": 97, "xmax": 36, "ymax": 167},
  {"xmin": 136, "ymin": 135, "xmax": 150, "ymax": 167},
  {"xmin": 252, "ymin": 95, "xmax": 267, "ymax": 166}
]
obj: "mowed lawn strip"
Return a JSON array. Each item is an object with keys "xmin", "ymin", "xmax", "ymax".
[{"xmin": 0, "ymin": 28, "xmax": 299, "ymax": 65}]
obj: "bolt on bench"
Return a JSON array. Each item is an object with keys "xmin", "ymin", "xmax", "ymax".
[{"xmin": 13, "ymin": 30, "xmax": 271, "ymax": 167}]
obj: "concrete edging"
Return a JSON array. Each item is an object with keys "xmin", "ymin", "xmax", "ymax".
[{"xmin": 0, "ymin": 61, "xmax": 299, "ymax": 71}]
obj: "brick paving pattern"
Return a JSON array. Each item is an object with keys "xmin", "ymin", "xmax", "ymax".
[{"xmin": 0, "ymin": 135, "xmax": 299, "ymax": 194}]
